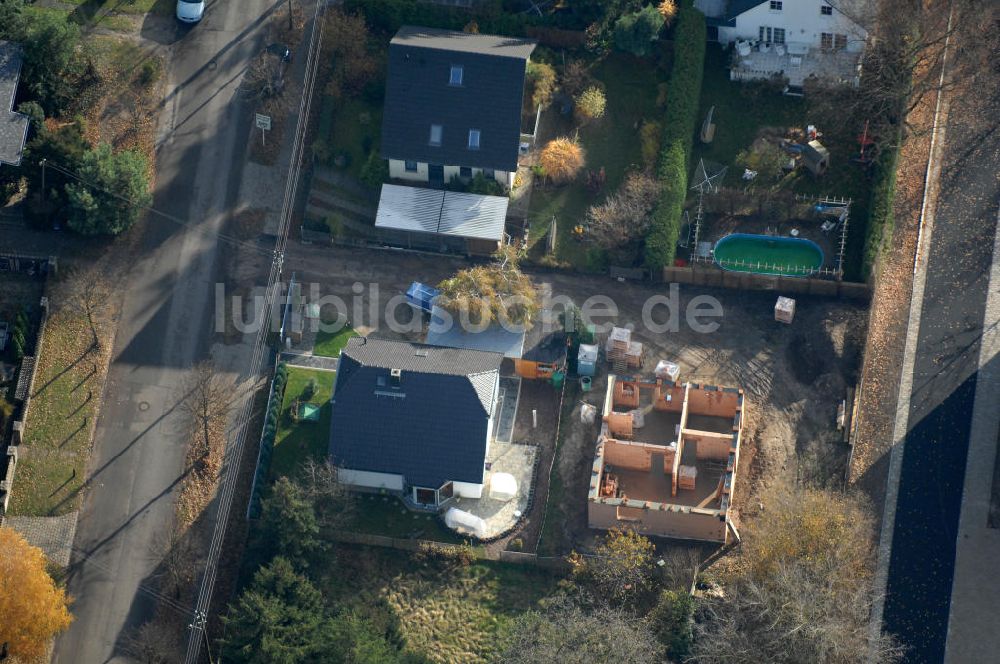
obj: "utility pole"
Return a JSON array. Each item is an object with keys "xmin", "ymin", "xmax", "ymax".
[
  {"xmin": 40, "ymin": 158, "xmax": 47, "ymax": 199},
  {"xmin": 188, "ymin": 610, "xmax": 215, "ymax": 664}
]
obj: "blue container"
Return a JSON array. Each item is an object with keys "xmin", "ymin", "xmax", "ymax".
[{"xmin": 406, "ymin": 282, "xmax": 441, "ymax": 313}]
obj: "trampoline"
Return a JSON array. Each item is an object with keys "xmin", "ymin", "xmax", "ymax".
[{"xmin": 713, "ymin": 233, "xmax": 824, "ymax": 277}]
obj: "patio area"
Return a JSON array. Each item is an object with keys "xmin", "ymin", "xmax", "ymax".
[
  {"xmin": 449, "ymin": 440, "xmax": 537, "ymax": 539},
  {"xmin": 730, "ymin": 42, "xmax": 862, "ymax": 88}
]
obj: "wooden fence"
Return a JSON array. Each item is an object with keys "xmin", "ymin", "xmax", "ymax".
[{"xmin": 661, "ymin": 266, "xmax": 870, "ymax": 300}]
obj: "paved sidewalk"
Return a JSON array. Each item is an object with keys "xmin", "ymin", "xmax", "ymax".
[{"xmin": 5, "ymin": 512, "xmax": 79, "ymax": 568}]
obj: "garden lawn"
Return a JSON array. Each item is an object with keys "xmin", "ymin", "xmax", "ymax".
[
  {"xmin": 313, "ymin": 323, "xmax": 358, "ymax": 358},
  {"xmin": 347, "ymin": 493, "xmax": 468, "ymax": 544},
  {"xmin": 10, "ymin": 308, "xmax": 112, "ymax": 516},
  {"xmin": 529, "ymin": 54, "xmax": 664, "ymax": 271},
  {"xmin": 324, "ymin": 544, "xmax": 561, "ymax": 664},
  {"xmin": 321, "ymin": 96, "xmax": 383, "ymax": 180},
  {"xmin": 271, "ymin": 367, "xmax": 335, "ymax": 478}
]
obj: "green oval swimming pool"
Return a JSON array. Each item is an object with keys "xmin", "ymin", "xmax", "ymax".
[{"xmin": 713, "ymin": 233, "xmax": 824, "ymax": 277}]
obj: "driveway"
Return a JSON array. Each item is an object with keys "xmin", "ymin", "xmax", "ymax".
[{"xmin": 53, "ymin": 2, "xmax": 275, "ymax": 662}]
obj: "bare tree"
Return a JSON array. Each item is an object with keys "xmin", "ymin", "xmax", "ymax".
[
  {"xmin": 691, "ymin": 485, "xmax": 902, "ymax": 664},
  {"xmin": 297, "ymin": 457, "xmax": 355, "ymax": 530},
  {"xmin": 178, "ymin": 362, "xmax": 234, "ymax": 466},
  {"xmin": 123, "ymin": 619, "xmax": 179, "ymax": 664},
  {"xmin": 495, "ymin": 596, "xmax": 663, "ymax": 664},
  {"xmin": 148, "ymin": 525, "xmax": 196, "ymax": 601},
  {"xmin": 586, "ymin": 171, "xmax": 661, "ymax": 251},
  {"xmin": 61, "ymin": 266, "xmax": 111, "ymax": 352},
  {"xmin": 571, "ymin": 527, "xmax": 657, "ymax": 605}
]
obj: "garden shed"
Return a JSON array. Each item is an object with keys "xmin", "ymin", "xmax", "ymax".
[{"xmin": 375, "ymin": 184, "xmax": 508, "ymax": 256}]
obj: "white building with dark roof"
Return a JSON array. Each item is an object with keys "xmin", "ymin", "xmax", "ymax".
[
  {"xmin": 0, "ymin": 41, "xmax": 30, "ymax": 167},
  {"xmin": 380, "ymin": 26, "xmax": 536, "ymax": 189}
]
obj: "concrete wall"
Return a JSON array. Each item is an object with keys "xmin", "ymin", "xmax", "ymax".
[
  {"xmin": 340, "ymin": 469, "xmax": 405, "ymax": 492},
  {"xmin": 589, "ymin": 500, "xmax": 728, "ymax": 542},
  {"xmin": 719, "ymin": 0, "xmax": 868, "ymax": 52}
]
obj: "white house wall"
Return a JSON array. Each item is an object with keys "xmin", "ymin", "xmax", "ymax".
[
  {"xmin": 453, "ymin": 481, "xmax": 484, "ymax": 499},
  {"xmin": 388, "ymin": 159, "xmax": 510, "ymax": 187},
  {"xmin": 339, "ymin": 468, "xmax": 405, "ymax": 492},
  {"xmin": 720, "ymin": 1, "xmax": 867, "ymax": 52},
  {"xmin": 389, "ymin": 159, "xmax": 429, "ymax": 182}
]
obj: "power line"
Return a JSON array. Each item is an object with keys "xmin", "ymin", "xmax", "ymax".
[
  {"xmin": 183, "ymin": 0, "xmax": 327, "ymax": 660},
  {"xmin": 40, "ymin": 160, "xmax": 275, "ymax": 258}
]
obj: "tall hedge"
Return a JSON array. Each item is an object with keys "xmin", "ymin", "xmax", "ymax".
[
  {"xmin": 861, "ymin": 128, "xmax": 902, "ymax": 281},
  {"xmin": 644, "ymin": 3, "xmax": 705, "ymax": 270}
]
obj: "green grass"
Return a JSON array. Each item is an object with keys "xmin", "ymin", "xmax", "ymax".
[
  {"xmin": 23, "ymin": 0, "xmax": 171, "ymax": 31},
  {"xmin": 271, "ymin": 367, "xmax": 335, "ymax": 479},
  {"xmin": 348, "ymin": 493, "xmax": 468, "ymax": 544},
  {"xmin": 313, "ymin": 323, "xmax": 358, "ymax": 358},
  {"xmin": 321, "ymin": 544, "xmax": 562, "ymax": 663},
  {"xmin": 322, "ymin": 96, "xmax": 383, "ymax": 179},
  {"xmin": 9, "ymin": 310, "xmax": 106, "ymax": 516},
  {"xmin": 528, "ymin": 54, "xmax": 664, "ymax": 271}
]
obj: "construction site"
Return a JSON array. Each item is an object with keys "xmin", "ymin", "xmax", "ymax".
[{"xmin": 588, "ymin": 370, "xmax": 745, "ymax": 543}]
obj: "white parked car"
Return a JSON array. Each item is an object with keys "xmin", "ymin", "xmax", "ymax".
[{"xmin": 176, "ymin": 0, "xmax": 205, "ymax": 23}]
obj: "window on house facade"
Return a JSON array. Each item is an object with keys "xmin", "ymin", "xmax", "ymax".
[
  {"xmin": 769, "ymin": 0, "xmax": 782, "ymax": 9},
  {"xmin": 821, "ymin": 4, "xmax": 833, "ymax": 15},
  {"xmin": 404, "ymin": 161, "xmax": 418, "ymax": 172},
  {"xmin": 449, "ymin": 65, "xmax": 463, "ymax": 86},
  {"xmin": 482, "ymin": 169, "xmax": 495, "ymax": 180},
  {"xmin": 821, "ymin": 32, "xmax": 848, "ymax": 49},
  {"xmin": 429, "ymin": 124, "xmax": 442, "ymax": 146},
  {"xmin": 468, "ymin": 129, "xmax": 480, "ymax": 150},
  {"xmin": 759, "ymin": 26, "xmax": 772, "ymax": 42},
  {"xmin": 459, "ymin": 166, "xmax": 472, "ymax": 178},
  {"xmin": 414, "ymin": 487, "xmax": 437, "ymax": 505},
  {"xmin": 773, "ymin": 28, "xmax": 786, "ymax": 44}
]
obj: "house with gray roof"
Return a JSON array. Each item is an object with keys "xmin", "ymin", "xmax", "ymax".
[
  {"xmin": 381, "ymin": 26, "xmax": 536, "ymax": 190},
  {"xmin": 0, "ymin": 41, "xmax": 30, "ymax": 167},
  {"xmin": 328, "ymin": 337, "xmax": 503, "ymax": 508}
]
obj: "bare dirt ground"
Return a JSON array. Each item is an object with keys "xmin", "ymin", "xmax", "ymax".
[
  {"xmin": 284, "ymin": 243, "xmax": 868, "ymax": 559},
  {"xmin": 541, "ymin": 271, "xmax": 866, "ymax": 554}
]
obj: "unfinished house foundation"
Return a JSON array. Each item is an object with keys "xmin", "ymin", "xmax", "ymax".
[{"xmin": 587, "ymin": 376, "xmax": 745, "ymax": 543}]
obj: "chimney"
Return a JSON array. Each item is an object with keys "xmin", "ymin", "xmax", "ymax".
[{"xmin": 390, "ymin": 368, "xmax": 402, "ymax": 388}]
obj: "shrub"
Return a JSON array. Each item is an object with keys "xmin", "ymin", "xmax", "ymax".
[
  {"xmin": 539, "ymin": 137, "xmax": 586, "ymax": 185},
  {"xmin": 526, "ymin": 61, "xmax": 557, "ymax": 109},
  {"xmin": 137, "ymin": 58, "xmax": 162, "ymax": 88},
  {"xmin": 587, "ymin": 171, "xmax": 661, "ymax": 251},
  {"xmin": 657, "ymin": 0, "xmax": 678, "ymax": 24},
  {"xmin": 644, "ymin": 4, "xmax": 705, "ymax": 269},
  {"xmin": 561, "ymin": 59, "xmax": 591, "ymax": 97},
  {"xmin": 613, "ymin": 5, "xmax": 665, "ymax": 57},
  {"xmin": 574, "ymin": 85, "xmax": 606, "ymax": 124},
  {"xmin": 648, "ymin": 590, "xmax": 693, "ymax": 660},
  {"xmin": 359, "ymin": 152, "xmax": 389, "ymax": 190},
  {"xmin": 468, "ymin": 172, "xmax": 505, "ymax": 196},
  {"xmin": 302, "ymin": 377, "xmax": 317, "ymax": 400},
  {"xmin": 863, "ymin": 132, "xmax": 902, "ymax": 281},
  {"xmin": 640, "ymin": 120, "xmax": 661, "ymax": 169},
  {"xmin": 736, "ymin": 143, "xmax": 788, "ymax": 184}
]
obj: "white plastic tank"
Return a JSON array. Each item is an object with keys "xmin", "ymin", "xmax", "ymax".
[
  {"xmin": 489, "ymin": 473, "xmax": 518, "ymax": 502},
  {"xmin": 444, "ymin": 507, "xmax": 487, "ymax": 539}
]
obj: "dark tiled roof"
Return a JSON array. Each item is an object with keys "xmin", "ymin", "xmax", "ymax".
[
  {"xmin": 381, "ymin": 26, "xmax": 536, "ymax": 173},
  {"xmin": 0, "ymin": 41, "xmax": 30, "ymax": 167},
  {"xmin": 329, "ymin": 338, "xmax": 502, "ymax": 488},
  {"xmin": 725, "ymin": 0, "xmax": 768, "ymax": 20}
]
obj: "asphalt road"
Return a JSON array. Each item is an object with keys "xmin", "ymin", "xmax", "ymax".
[
  {"xmin": 880, "ymin": 62, "xmax": 1000, "ymax": 663},
  {"xmin": 53, "ymin": 3, "xmax": 273, "ymax": 662}
]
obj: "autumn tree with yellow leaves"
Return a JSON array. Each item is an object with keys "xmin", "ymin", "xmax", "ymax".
[
  {"xmin": 0, "ymin": 529, "xmax": 73, "ymax": 659},
  {"xmin": 538, "ymin": 137, "xmax": 586, "ymax": 185}
]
